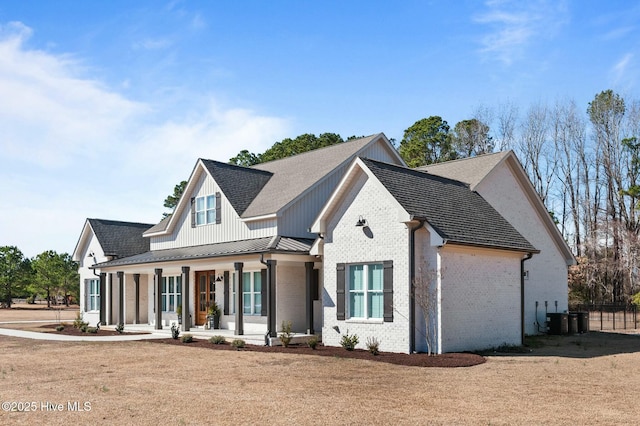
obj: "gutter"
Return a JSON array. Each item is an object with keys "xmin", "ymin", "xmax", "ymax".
[{"xmin": 521, "ymin": 252, "xmax": 534, "ymax": 345}]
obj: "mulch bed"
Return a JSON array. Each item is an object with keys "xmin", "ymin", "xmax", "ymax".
[
  {"xmin": 39, "ymin": 324, "xmax": 149, "ymax": 337},
  {"xmin": 150, "ymin": 337, "xmax": 486, "ymax": 368}
]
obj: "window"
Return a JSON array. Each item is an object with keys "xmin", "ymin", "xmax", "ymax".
[
  {"xmin": 231, "ymin": 271, "xmax": 262, "ymax": 315},
  {"xmin": 86, "ymin": 279, "xmax": 100, "ymax": 311},
  {"xmin": 161, "ymin": 276, "xmax": 182, "ymax": 312},
  {"xmin": 195, "ymin": 195, "xmax": 216, "ymax": 226},
  {"xmin": 348, "ymin": 263, "xmax": 384, "ymax": 319}
]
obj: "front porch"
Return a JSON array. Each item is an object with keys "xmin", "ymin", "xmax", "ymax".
[{"xmin": 102, "ymin": 323, "xmax": 318, "ymax": 346}]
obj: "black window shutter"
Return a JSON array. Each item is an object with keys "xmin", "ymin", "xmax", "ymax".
[
  {"xmin": 223, "ymin": 271, "xmax": 230, "ymax": 315},
  {"xmin": 190, "ymin": 197, "xmax": 196, "ymax": 228},
  {"xmin": 336, "ymin": 263, "xmax": 345, "ymax": 320},
  {"xmin": 260, "ymin": 269, "xmax": 267, "ymax": 316},
  {"xmin": 215, "ymin": 192, "xmax": 221, "ymax": 224},
  {"xmin": 383, "ymin": 260, "xmax": 393, "ymax": 322}
]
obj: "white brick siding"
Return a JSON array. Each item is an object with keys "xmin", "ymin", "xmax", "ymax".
[
  {"xmin": 275, "ymin": 264, "xmax": 307, "ymax": 333},
  {"xmin": 322, "ymin": 171, "xmax": 413, "ymax": 354},
  {"xmin": 440, "ymin": 246, "xmax": 522, "ymax": 352},
  {"xmin": 477, "ymin": 163, "xmax": 569, "ymax": 335}
]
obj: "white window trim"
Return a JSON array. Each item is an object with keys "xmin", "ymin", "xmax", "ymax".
[
  {"xmin": 347, "ymin": 263, "xmax": 384, "ymax": 320},
  {"xmin": 162, "ymin": 276, "xmax": 182, "ymax": 313},
  {"xmin": 232, "ymin": 271, "xmax": 262, "ymax": 316},
  {"xmin": 195, "ymin": 194, "xmax": 216, "ymax": 226},
  {"xmin": 86, "ymin": 278, "xmax": 100, "ymax": 312}
]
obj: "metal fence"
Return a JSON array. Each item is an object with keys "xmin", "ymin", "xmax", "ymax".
[{"xmin": 572, "ymin": 304, "xmax": 640, "ymax": 331}]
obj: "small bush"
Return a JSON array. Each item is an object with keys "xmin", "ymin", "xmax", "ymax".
[
  {"xmin": 87, "ymin": 327, "xmax": 98, "ymax": 334},
  {"xmin": 171, "ymin": 324, "xmax": 180, "ymax": 340},
  {"xmin": 279, "ymin": 320, "xmax": 293, "ymax": 347},
  {"xmin": 55, "ymin": 324, "xmax": 65, "ymax": 332},
  {"xmin": 181, "ymin": 334, "xmax": 193, "ymax": 343},
  {"xmin": 232, "ymin": 339, "xmax": 246, "ymax": 350},
  {"xmin": 73, "ymin": 313, "xmax": 88, "ymax": 329},
  {"xmin": 80, "ymin": 324, "xmax": 88, "ymax": 333},
  {"xmin": 366, "ymin": 336, "xmax": 380, "ymax": 355},
  {"xmin": 340, "ymin": 330, "xmax": 359, "ymax": 351},
  {"xmin": 209, "ymin": 335, "xmax": 226, "ymax": 345},
  {"xmin": 307, "ymin": 335, "xmax": 319, "ymax": 350},
  {"xmin": 115, "ymin": 323, "xmax": 124, "ymax": 334}
]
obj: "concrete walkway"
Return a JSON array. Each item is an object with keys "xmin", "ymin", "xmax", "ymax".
[{"xmin": 0, "ymin": 327, "xmax": 168, "ymax": 342}]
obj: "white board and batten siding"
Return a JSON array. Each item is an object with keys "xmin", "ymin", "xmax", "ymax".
[
  {"xmin": 150, "ymin": 171, "xmax": 277, "ymax": 250},
  {"xmin": 280, "ymin": 140, "xmax": 404, "ymax": 238}
]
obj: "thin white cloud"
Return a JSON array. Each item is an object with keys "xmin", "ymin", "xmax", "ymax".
[
  {"xmin": 474, "ymin": 0, "xmax": 569, "ymax": 66},
  {"xmin": 132, "ymin": 38, "xmax": 173, "ymax": 50},
  {"xmin": 0, "ymin": 22, "xmax": 147, "ymax": 168},
  {"xmin": 0, "ymin": 21, "xmax": 290, "ymax": 257},
  {"xmin": 610, "ymin": 53, "xmax": 635, "ymax": 89}
]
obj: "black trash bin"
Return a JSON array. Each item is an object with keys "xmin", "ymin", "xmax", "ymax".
[
  {"xmin": 576, "ymin": 312, "xmax": 589, "ymax": 333},
  {"xmin": 547, "ymin": 313, "xmax": 568, "ymax": 335},
  {"xmin": 568, "ymin": 313, "xmax": 578, "ymax": 334}
]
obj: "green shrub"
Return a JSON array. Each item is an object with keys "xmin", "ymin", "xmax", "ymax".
[
  {"xmin": 279, "ymin": 320, "xmax": 293, "ymax": 347},
  {"xmin": 171, "ymin": 324, "xmax": 180, "ymax": 339},
  {"xmin": 307, "ymin": 335, "xmax": 319, "ymax": 350},
  {"xmin": 232, "ymin": 339, "xmax": 246, "ymax": 350},
  {"xmin": 55, "ymin": 324, "xmax": 65, "ymax": 332},
  {"xmin": 181, "ymin": 334, "xmax": 193, "ymax": 343},
  {"xmin": 209, "ymin": 335, "xmax": 226, "ymax": 345},
  {"xmin": 80, "ymin": 324, "xmax": 88, "ymax": 333},
  {"xmin": 73, "ymin": 313, "xmax": 88, "ymax": 329},
  {"xmin": 115, "ymin": 323, "xmax": 124, "ymax": 334},
  {"xmin": 340, "ymin": 330, "xmax": 359, "ymax": 351},
  {"xmin": 366, "ymin": 336, "xmax": 380, "ymax": 355},
  {"xmin": 87, "ymin": 326, "xmax": 98, "ymax": 334}
]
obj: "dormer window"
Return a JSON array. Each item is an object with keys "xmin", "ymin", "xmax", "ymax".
[
  {"xmin": 196, "ymin": 195, "xmax": 216, "ymax": 225},
  {"xmin": 191, "ymin": 192, "xmax": 221, "ymax": 227}
]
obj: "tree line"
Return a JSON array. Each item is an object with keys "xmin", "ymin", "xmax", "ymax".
[
  {"xmin": 160, "ymin": 88, "xmax": 640, "ymax": 306},
  {"xmin": 0, "ymin": 246, "xmax": 78, "ymax": 308}
]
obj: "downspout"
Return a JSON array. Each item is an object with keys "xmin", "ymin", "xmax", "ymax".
[
  {"xmin": 521, "ymin": 252, "xmax": 534, "ymax": 345},
  {"xmin": 409, "ymin": 220, "xmax": 425, "ymax": 354},
  {"xmin": 259, "ymin": 254, "xmax": 271, "ymax": 345}
]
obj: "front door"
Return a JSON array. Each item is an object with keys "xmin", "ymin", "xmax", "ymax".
[{"xmin": 195, "ymin": 270, "xmax": 216, "ymax": 326}]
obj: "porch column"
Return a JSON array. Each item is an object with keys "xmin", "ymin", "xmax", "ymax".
[
  {"xmin": 108, "ymin": 273, "xmax": 113, "ymax": 325},
  {"xmin": 305, "ymin": 262, "xmax": 314, "ymax": 335},
  {"xmin": 234, "ymin": 262, "xmax": 244, "ymax": 335},
  {"xmin": 99, "ymin": 273, "xmax": 106, "ymax": 325},
  {"xmin": 155, "ymin": 268, "xmax": 163, "ymax": 330},
  {"xmin": 181, "ymin": 266, "xmax": 190, "ymax": 332},
  {"xmin": 267, "ymin": 260, "xmax": 277, "ymax": 338},
  {"xmin": 117, "ymin": 271, "xmax": 124, "ymax": 325},
  {"xmin": 133, "ymin": 273, "xmax": 140, "ymax": 325}
]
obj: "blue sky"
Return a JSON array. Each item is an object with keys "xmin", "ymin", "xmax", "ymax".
[{"xmin": 1, "ymin": 0, "xmax": 639, "ymax": 257}]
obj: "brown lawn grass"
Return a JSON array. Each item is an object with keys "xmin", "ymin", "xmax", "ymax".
[{"xmin": 1, "ymin": 305, "xmax": 640, "ymax": 425}]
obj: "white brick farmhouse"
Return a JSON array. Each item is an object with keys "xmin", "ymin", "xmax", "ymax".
[{"xmin": 73, "ymin": 134, "xmax": 573, "ymax": 353}]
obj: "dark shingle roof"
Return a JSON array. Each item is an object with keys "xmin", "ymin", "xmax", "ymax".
[
  {"xmin": 200, "ymin": 159, "xmax": 273, "ymax": 216},
  {"xmin": 361, "ymin": 158, "xmax": 538, "ymax": 253},
  {"xmin": 88, "ymin": 219, "xmax": 154, "ymax": 258},
  {"xmin": 95, "ymin": 236, "xmax": 314, "ymax": 268}
]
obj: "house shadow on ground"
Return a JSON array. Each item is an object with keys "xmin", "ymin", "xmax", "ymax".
[{"xmin": 484, "ymin": 331, "xmax": 640, "ymax": 359}]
